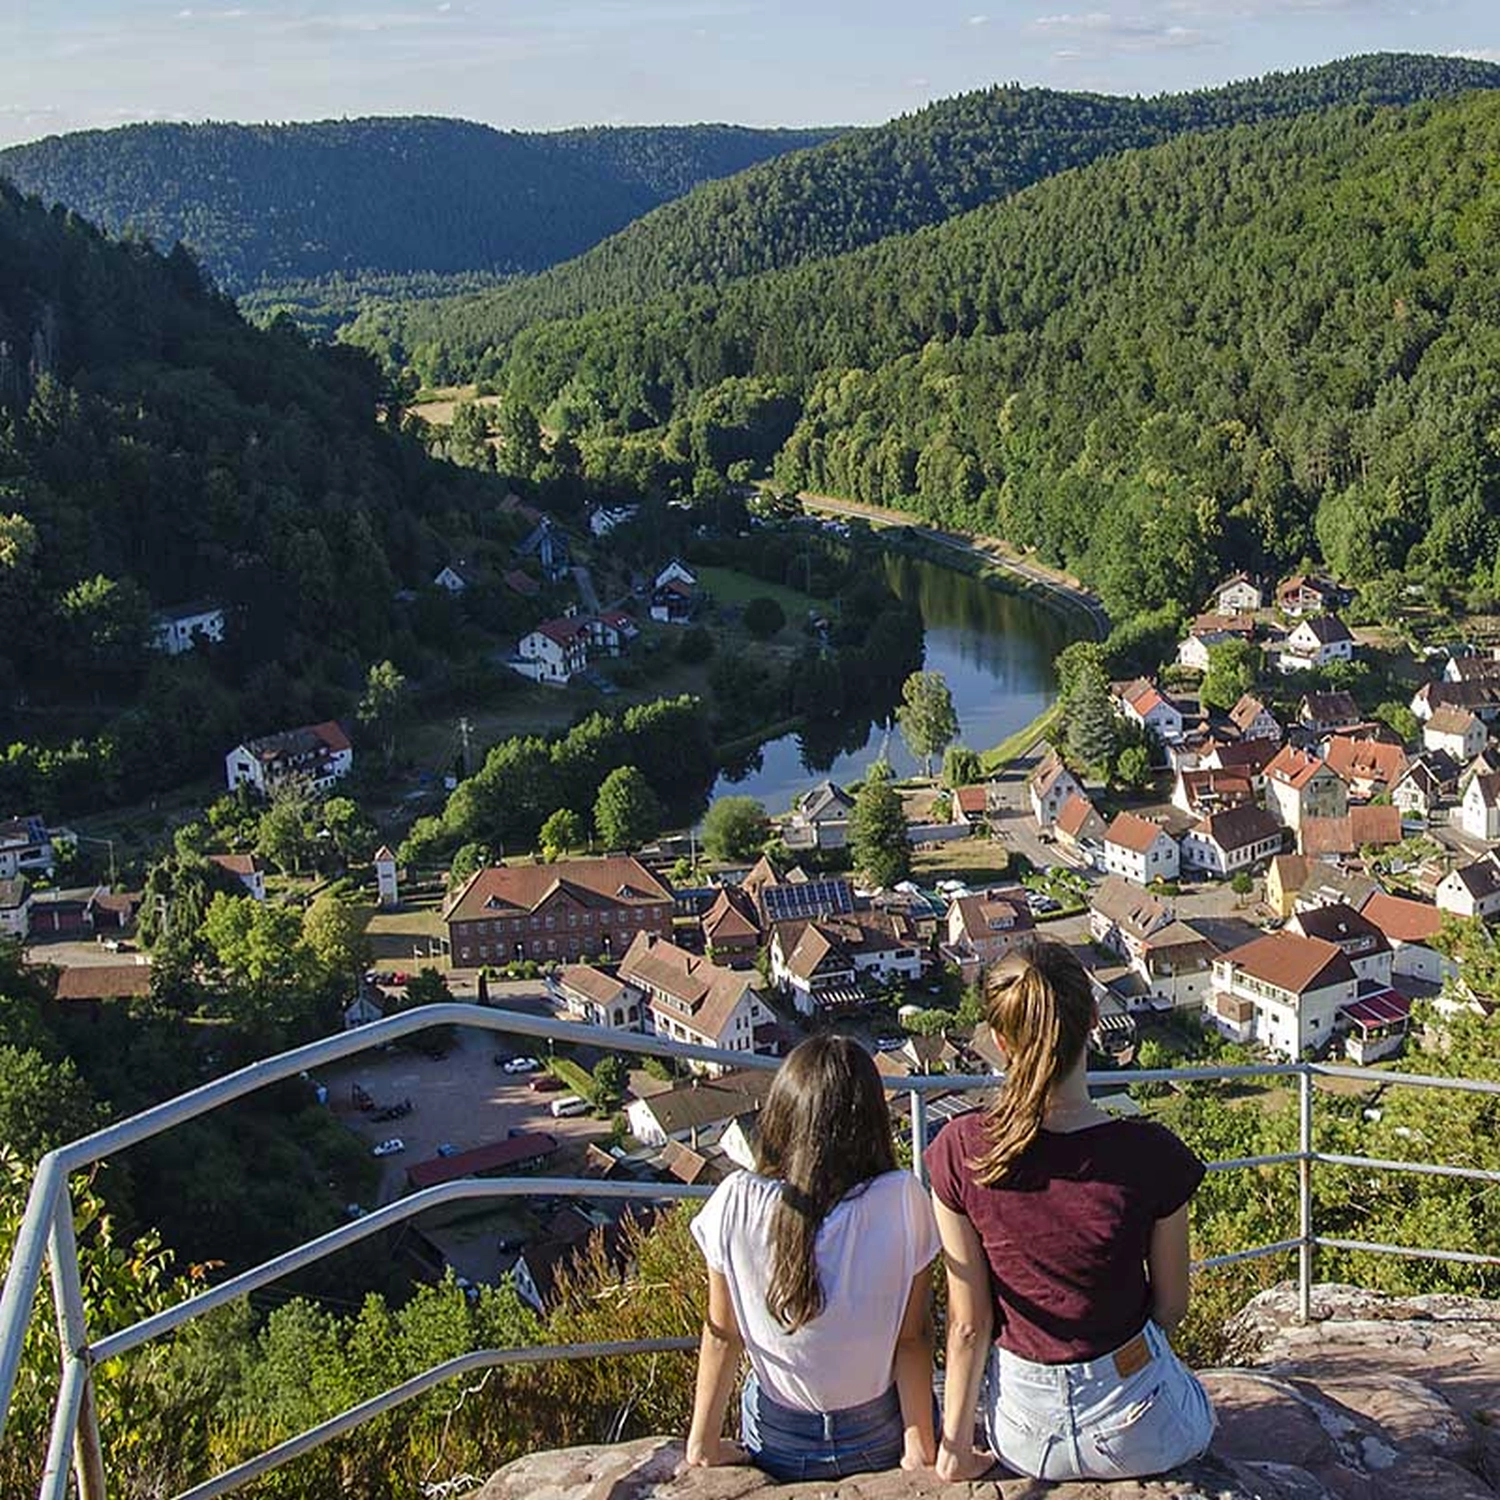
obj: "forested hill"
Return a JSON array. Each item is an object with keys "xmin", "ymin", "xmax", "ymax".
[
  {"xmin": 470, "ymin": 90, "xmax": 1500, "ymax": 625},
  {"xmin": 0, "ymin": 118, "xmax": 839, "ymax": 292},
  {"xmin": 344, "ymin": 52, "xmax": 1500, "ymax": 383},
  {"xmin": 0, "ymin": 178, "xmax": 513, "ymax": 807}
]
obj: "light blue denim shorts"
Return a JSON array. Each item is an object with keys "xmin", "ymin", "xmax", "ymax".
[{"xmin": 982, "ymin": 1320, "xmax": 1215, "ymax": 1481}]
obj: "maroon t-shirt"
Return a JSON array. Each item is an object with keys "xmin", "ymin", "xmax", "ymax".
[{"xmin": 925, "ymin": 1112, "xmax": 1204, "ymax": 1364}]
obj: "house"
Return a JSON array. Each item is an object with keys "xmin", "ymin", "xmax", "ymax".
[
  {"xmin": 28, "ymin": 886, "xmax": 136, "ymax": 939},
  {"xmin": 1266, "ymin": 854, "xmax": 1314, "ymax": 919},
  {"xmin": 1289, "ymin": 903, "xmax": 1393, "ymax": 986},
  {"xmin": 1208, "ymin": 931, "xmax": 1357, "ymax": 1058},
  {"xmin": 1172, "ymin": 767, "xmax": 1256, "ymax": 818},
  {"xmin": 1229, "ymin": 694, "xmax": 1281, "ymax": 742},
  {"xmin": 649, "ymin": 560, "xmax": 699, "ymax": 624},
  {"xmin": 512, "ymin": 1205, "xmax": 648, "ymax": 1315},
  {"xmin": 700, "ymin": 887, "xmax": 762, "ymax": 965},
  {"xmin": 626, "ymin": 1069, "xmax": 773, "ymax": 1150},
  {"xmin": 444, "ymin": 857, "xmax": 674, "ymax": 966},
  {"xmin": 1214, "ymin": 573, "xmax": 1265, "ymax": 614},
  {"xmin": 53, "ymin": 963, "xmax": 154, "ymax": 1006},
  {"xmin": 1178, "ymin": 617, "xmax": 1254, "ymax": 674},
  {"xmin": 1112, "ymin": 679, "xmax": 1184, "ymax": 745},
  {"xmin": 770, "ymin": 912, "xmax": 922, "ymax": 1012},
  {"xmin": 1202, "ymin": 738, "xmax": 1280, "ymax": 788},
  {"xmin": 1089, "ymin": 876, "xmax": 1174, "ymax": 962},
  {"xmin": 943, "ymin": 889, "xmax": 1035, "ymax": 970},
  {"xmin": 1265, "ymin": 746, "xmax": 1347, "ymax": 831},
  {"xmin": 1292, "ymin": 865, "xmax": 1381, "ymax": 915},
  {"xmin": 408, "ymin": 1133, "xmax": 559, "ymax": 1193},
  {"xmin": 515, "ymin": 617, "xmax": 590, "ymax": 686},
  {"xmin": 502, "ymin": 569, "xmax": 540, "ymax": 599},
  {"xmin": 1442, "ymin": 654, "xmax": 1500, "ymax": 684},
  {"xmin": 152, "ymin": 601, "xmax": 225, "ymax": 654},
  {"xmin": 1321, "ymin": 736, "xmax": 1408, "ymax": 802},
  {"xmin": 1054, "ymin": 794, "xmax": 1107, "ymax": 868},
  {"xmin": 1460, "ymin": 772, "xmax": 1500, "ymax": 842},
  {"xmin": 553, "ymin": 964, "xmax": 643, "ymax": 1030},
  {"xmin": 224, "ymin": 721, "xmax": 353, "ymax": 797},
  {"xmin": 1360, "ymin": 892, "xmax": 1459, "ymax": 987},
  {"xmin": 1028, "ymin": 752, "xmax": 1084, "ymax": 830},
  {"xmin": 1134, "ymin": 921, "xmax": 1221, "ymax": 1011},
  {"xmin": 374, "ymin": 846, "xmax": 399, "ymax": 909},
  {"xmin": 433, "ymin": 561, "xmax": 481, "ymax": 593},
  {"xmin": 514, "ymin": 516, "xmax": 570, "ymax": 582},
  {"xmin": 1103, "ymin": 813, "xmax": 1179, "ymax": 885},
  {"xmin": 785, "ymin": 780, "xmax": 855, "ymax": 850},
  {"xmin": 1278, "ymin": 614, "xmax": 1355, "ymax": 674},
  {"xmin": 1277, "ymin": 573, "xmax": 1344, "ymax": 616},
  {"xmin": 1423, "ymin": 707, "xmax": 1488, "ymax": 763},
  {"xmin": 1298, "ymin": 693, "xmax": 1362, "ymax": 735},
  {"xmin": 0, "ymin": 876, "xmax": 30, "ymax": 941},
  {"xmin": 1436, "ymin": 856, "xmax": 1500, "ymax": 921},
  {"xmin": 589, "ymin": 610, "xmax": 639, "ymax": 656},
  {"xmin": 0, "ymin": 815, "xmax": 55, "ymax": 878},
  {"xmin": 1410, "ymin": 680, "xmax": 1500, "ymax": 724},
  {"xmin": 1180, "ymin": 805, "xmax": 1284, "ymax": 877},
  {"xmin": 952, "ymin": 785, "xmax": 990, "ymax": 828},
  {"xmin": 619, "ymin": 931, "xmax": 771, "ymax": 1064},
  {"xmin": 207, "ymin": 853, "xmax": 266, "ymax": 902},
  {"xmin": 1391, "ymin": 752, "xmax": 1460, "ymax": 821},
  {"xmin": 1298, "ymin": 805, "xmax": 1402, "ymax": 860},
  {"xmin": 589, "ymin": 505, "xmax": 639, "ymax": 537}
]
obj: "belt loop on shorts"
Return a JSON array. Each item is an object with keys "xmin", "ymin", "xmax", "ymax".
[{"xmin": 822, "ymin": 1412, "xmax": 835, "ymax": 1441}]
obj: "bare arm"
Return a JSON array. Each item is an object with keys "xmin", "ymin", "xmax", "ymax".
[
  {"xmin": 894, "ymin": 1263, "xmax": 937, "ymax": 1469},
  {"xmin": 685, "ymin": 1269, "xmax": 748, "ymax": 1467},
  {"xmin": 1148, "ymin": 1204, "xmax": 1192, "ymax": 1334},
  {"xmin": 932, "ymin": 1196, "xmax": 995, "ymax": 1483}
]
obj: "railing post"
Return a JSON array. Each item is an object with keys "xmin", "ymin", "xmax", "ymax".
[
  {"xmin": 909, "ymin": 1089, "xmax": 929, "ymax": 1186},
  {"xmin": 48, "ymin": 1190, "xmax": 107, "ymax": 1500},
  {"xmin": 1297, "ymin": 1064, "xmax": 1314, "ymax": 1324}
]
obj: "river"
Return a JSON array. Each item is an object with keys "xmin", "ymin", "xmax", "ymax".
[{"xmin": 710, "ymin": 552, "xmax": 1075, "ymax": 812}]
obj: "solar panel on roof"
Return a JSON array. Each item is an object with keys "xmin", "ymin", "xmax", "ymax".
[{"xmin": 762, "ymin": 879, "xmax": 856, "ymax": 923}]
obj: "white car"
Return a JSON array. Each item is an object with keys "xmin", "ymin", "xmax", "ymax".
[
  {"xmin": 372, "ymin": 1138, "xmax": 406, "ymax": 1158},
  {"xmin": 503, "ymin": 1056, "xmax": 540, "ymax": 1074}
]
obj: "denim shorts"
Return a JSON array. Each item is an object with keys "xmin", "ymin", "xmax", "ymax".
[
  {"xmin": 981, "ymin": 1320, "xmax": 1216, "ymax": 1482},
  {"xmin": 740, "ymin": 1372, "xmax": 905, "ymax": 1483}
]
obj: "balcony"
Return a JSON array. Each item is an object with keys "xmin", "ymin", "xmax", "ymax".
[{"xmin": 3, "ymin": 1004, "xmax": 1498, "ymax": 1500}]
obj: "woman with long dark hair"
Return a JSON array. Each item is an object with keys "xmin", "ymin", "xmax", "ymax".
[
  {"xmin": 928, "ymin": 940, "xmax": 1215, "ymax": 1483},
  {"xmin": 684, "ymin": 1033, "xmax": 940, "ymax": 1481}
]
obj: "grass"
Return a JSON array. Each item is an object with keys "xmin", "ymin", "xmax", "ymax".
[
  {"xmin": 695, "ymin": 565, "xmax": 826, "ymax": 620},
  {"xmin": 911, "ymin": 837, "xmax": 1011, "ymax": 886},
  {"xmin": 982, "ymin": 703, "xmax": 1063, "ymax": 773}
]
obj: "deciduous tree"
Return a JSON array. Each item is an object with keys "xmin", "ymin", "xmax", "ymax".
[{"xmin": 897, "ymin": 670, "xmax": 959, "ymax": 777}]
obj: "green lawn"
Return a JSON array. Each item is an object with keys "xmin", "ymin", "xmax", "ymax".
[
  {"xmin": 696, "ymin": 565, "xmax": 826, "ymax": 621},
  {"xmin": 982, "ymin": 703, "xmax": 1062, "ymax": 773}
]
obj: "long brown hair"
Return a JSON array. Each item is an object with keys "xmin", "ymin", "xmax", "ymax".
[
  {"xmin": 970, "ymin": 939, "xmax": 1094, "ymax": 1186},
  {"xmin": 755, "ymin": 1033, "xmax": 897, "ymax": 1332}
]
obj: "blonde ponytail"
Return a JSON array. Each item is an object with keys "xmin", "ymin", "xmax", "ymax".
[{"xmin": 969, "ymin": 940, "xmax": 1094, "ymax": 1186}]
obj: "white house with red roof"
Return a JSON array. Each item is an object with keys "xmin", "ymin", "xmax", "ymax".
[
  {"xmin": 1460, "ymin": 771, "xmax": 1500, "ymax": 842},
  {"xmin": 1103, "ymin": 812, "xmax": 1180, "ymax": 885},
  {"xmin": 516, "ymin": 617, "xmax": 590, "ymax": 685},
  {"xmin": 1209, "ymin": 931, "xmax": 1358, "ymax": 1057},
  {"xmin": 1264, "ymin": 746, "xmax": 1347, "ymax": 831},
  {"xmin": 1228, "ymin": 694, "xmax": 1281, "ymax": 742},
  {"xmin": 589, "ymin": 610, "xmax": 639, "ymax": 656},
  {"xmin": 1278, "ymin": 614, "xmax": 1355, "ymax": 674},
  {"xmin": 208, "ymin": 853, "xmax": 266, "ymax": 902},
  {"xmin": 1360, "ymin": 892, "xmax": 1459, "ymax": 987},
  {"xmin": 224, "ymin": 721, "xmax": 352, "ymax": 796},
  {"xmin": 1112, "ymin": 678, "xmax": 1184, "ymax": 744},
  {"xmin": 1423, "ymin": 706, "xmax": 1487, "ymax": 763},
  {"xmin": 1028, "ymin": 752, "xmax": 1083, "ymax": 830}
]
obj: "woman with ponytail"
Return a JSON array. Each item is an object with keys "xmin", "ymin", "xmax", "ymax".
[
  {"xmin": 685, "ymin": 1034, "xmax": 940, "ymax": 1481},
  {"xmin": 927, "ymin": 939, "xmax": 1215, "ymax": 1483}
]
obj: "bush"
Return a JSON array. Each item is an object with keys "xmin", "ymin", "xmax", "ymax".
[
  {"xmin": 677, "ymin": 626, "xmax": 715, "ymax": 664},
  {"xmin": 742, "ymin": 596, "xmax": 787, "ymax": 638}
]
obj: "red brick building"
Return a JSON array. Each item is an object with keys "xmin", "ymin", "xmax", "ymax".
[{"xmin": 444, "ymin": 857, "xmax": 674, "ymax": 967}]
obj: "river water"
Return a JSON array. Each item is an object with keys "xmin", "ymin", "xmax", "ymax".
[{"xmin": 710, "ymin": 552, "xmax": 1075, "ymax": 812}]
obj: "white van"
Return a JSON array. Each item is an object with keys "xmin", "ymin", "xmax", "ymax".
[{"xmin": 549, "ymin": 1094, "xmax": 588, "ymax": 1118}]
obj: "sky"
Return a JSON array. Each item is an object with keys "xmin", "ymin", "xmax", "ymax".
[{"xmin": 1, "ymin": 0, "xmax": 1498, "ymax": 148}]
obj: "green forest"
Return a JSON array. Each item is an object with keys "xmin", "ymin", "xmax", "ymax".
[
  {"xmin": 0, "ymin": 118, "xmax": 839, "ymax": 295},
  {"xmin": 346, "ymin": 52, "xmax": 1500, "ymax": 381},
  {"xmin": 380, "ymin": 89, "xmax": 1500, "ymax": 627}
]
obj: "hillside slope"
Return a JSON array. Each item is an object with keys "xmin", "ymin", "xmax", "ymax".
[
  {"xmin": 0, "ymin": 118, "xmax": 839, "ymax": 292},
  {"xmin": 346, "ymin": 52, "xmax": 1500, "ymax": 380},
  {"xmin": 476, "ymin": 91, "xmax": 1500, "ymax": 622}
]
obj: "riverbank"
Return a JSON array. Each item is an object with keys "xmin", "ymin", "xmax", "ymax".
[
  {"xmin": 982, "ymin": 702, "xmax": 1062, "ymax": 773},
  {"xmin": 794, "ymin": 492, "xmax": 1110, "ymax": 641}
]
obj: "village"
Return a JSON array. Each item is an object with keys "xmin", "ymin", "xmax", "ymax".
[{"xmin": 8, "ymin": 541, "xmax": 1500, "ymax": 1311}]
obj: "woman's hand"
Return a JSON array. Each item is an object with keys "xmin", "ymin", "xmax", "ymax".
[
  {"xmin": 901, "ymin": 1434, "xmax": 936, "ymax": 1471},
  {"xmin": 935, "ymin": 1435, "xmax": 995, "ymax": 1483},
  {"xmin": 684, "ymin": 1438, "xmax": 749, "ymax": 1468}
]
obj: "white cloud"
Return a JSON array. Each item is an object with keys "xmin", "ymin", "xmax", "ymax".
[
  {"xmin": 968, "ymin": 13, "xmax": 990, "ymax": 24},
  {"xmin": 1032, "ymin": 10, "xmax": 1212, "ymax": 47},
  {"xmin": 1450, "ymin": 46, "xmax": 1500, "ymax": 61}
]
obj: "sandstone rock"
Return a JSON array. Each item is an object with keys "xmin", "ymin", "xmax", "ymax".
[{"xmin": 467, "ymin": 1286, "xmax": 1500, "ymax": 1500}]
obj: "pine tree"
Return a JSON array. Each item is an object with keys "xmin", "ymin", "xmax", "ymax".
[{"xmin": 1065, "ymin": 661, "xmax": 1118, "ymax": 777}]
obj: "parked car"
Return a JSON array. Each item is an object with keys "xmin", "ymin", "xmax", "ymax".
[
  {"xmin": 436, "ymin": 1143, "xmax": 458, "ymax": 1157},
  {"xmin": 371, "ymin": 1138, "xmax": 405, "ymax": 1158},
  {"xmin": 503, "ymin": 1056, "xmax": 540, "ymax": 1074},
  {"xmin": 528, "ymin": 1075, "xmax": 564, "ymax": 1093},
  {"xmin": 550, "ymin": 1094, "xmax": 588, "ymax": 1118}
]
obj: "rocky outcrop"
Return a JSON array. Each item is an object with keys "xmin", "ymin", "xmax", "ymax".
[{"xmin": 467, "ymin": 1284, "xmax": 1500, "ymax": 1500}]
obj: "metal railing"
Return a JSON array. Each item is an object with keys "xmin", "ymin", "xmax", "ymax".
[{"xmin": 3, "ymin": 1003, "xmax": 1499, "ymax": 1500}]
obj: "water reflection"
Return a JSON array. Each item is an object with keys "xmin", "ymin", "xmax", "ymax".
[{"xmin": 710, "ymin": 553, "xmax": 1074, "ymax": 812}]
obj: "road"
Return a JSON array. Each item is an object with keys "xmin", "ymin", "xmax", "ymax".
[{"xmin": 796, "ymin": 492, "xmax": 1111, "ymax": 640}]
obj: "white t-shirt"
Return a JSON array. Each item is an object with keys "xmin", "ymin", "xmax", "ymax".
[{"xmin": 690, "ymin": 1167, "xmax": 940, "ymax": 1413}]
